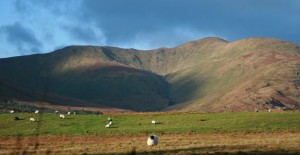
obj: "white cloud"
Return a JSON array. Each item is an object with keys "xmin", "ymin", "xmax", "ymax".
[{"xmin": 114, "ymin": 27, "xmax": 217, "ymax": 50}]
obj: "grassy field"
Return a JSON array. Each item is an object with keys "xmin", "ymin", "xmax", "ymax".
[
  {"xmin": 1, "ymin": 112, "xmax": 300, "ymax": 136},
  {"xmin": 1, "ymin": 111, "xmax": 300, "ymax": 154},
  {"xmin": 0, "ymin": 112, "xmax": 300, "ymax": 136}
]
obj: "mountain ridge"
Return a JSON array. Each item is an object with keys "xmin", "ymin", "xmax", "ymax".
[{"xmin": 1, "ymin": 37, "xmax": 300, "ymax": 112}]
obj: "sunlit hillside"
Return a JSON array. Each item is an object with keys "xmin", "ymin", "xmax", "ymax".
[{"xmin": 1, "ymin": 37, "xmax": 300, "ymax": 112}]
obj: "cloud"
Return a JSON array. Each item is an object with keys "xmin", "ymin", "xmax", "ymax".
[
  {"xmin": 63, "ymin": 24, "xmax": 107, "ymax": 44},
  {"xmin": 14, "ymin": 0, "xmax": 81, "ymax": 17},
  {"xmin": 114, "ymin": 27, "xmax": 217, "ymax": 50},
  {"xmin": 8, "ymin": 0, "xmax": 106, "ymax": 53},
  {"xmin": 79, "ymin": 0, "xmax": 300, "ymax": 45},
  {"xmin": 0, "ymin": 22, "xmax": 42, "ymax": 55}
]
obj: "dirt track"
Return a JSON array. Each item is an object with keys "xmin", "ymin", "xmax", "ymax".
[{"xmin": 1, "ymin": 132, "xmax": 300, "ymax": 154}]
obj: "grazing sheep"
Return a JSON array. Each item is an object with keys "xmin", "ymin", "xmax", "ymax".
[
  {"xmin": 67, "ymin": 112, "xmax": 71, "ymax": 115},
  {"xmin": 35, "ymin": 110, "xmax": 39, "ymax": 114},
  {"xmin": 105, "ymin": 124, "xmax": 111, "ymax": 128},
  {"xmin": 29, "ymin": 118, "xmax": 36, "ymax": 122},
  {"xmin": 55, "ymin": 111, "xmax": 59, "ymax": 114},
  {"xmin": 268, "ymin": 109, "xmax": 271, "ymax": 112},
  {"xmin": 9, "ymin": 110, "xmax": 14, "ymax": 114},
  {"xmin": 147, "ymin": 135, "xmax": 158, "ymax": 146},
  {"xmin": 109, "ymin": 121, "xmax": 112, "ymax": 125},
  {"xmin": 14, "ymin": 117, "xmax": 20, "ymax": 120},
  {"xmin": 151, "ymin": 120, "xmax": 156, "ymax": 124},
  {"xmin": 59, "ymin": 114, "xmax": 65, "ymax": 119}
]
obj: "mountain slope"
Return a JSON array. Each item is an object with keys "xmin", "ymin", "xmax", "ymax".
[
  {"xmin": 0, "ymin": 48, "xmax": 170, "ymax": 111},
  {"xmin": 165, "ymin": 38, "xmax": 300, "ymax": 111},
  {"xmin": 0, "ymin": 37, "xmax": 300, "ymax": 112}
]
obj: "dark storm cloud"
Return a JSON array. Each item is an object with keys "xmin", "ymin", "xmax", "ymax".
[
  {"xmin": 80, "ymin": 0, "xmax": 204, "ymax": 43},
  {"xmin": 79, "ymin": 0, "xmax": 300, "ymax": 44},
  {"xmin": 0, "ymin": 22, "xmax": 42, "ymax": 54}
]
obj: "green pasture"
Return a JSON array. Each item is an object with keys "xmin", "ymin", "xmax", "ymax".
[{"xmin": 0, "ymin": 112, "xmax": 300, "ymax": 136}]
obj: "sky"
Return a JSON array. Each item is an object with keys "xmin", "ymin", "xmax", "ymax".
[{"xmin": 0, "ymin": 0, "xmax": 299, "ymax": 58}]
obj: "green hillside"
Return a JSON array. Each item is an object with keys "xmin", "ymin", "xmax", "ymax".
[{"xmin": 0, "ymin": 37, "xmax": 300, "ymax": 112}]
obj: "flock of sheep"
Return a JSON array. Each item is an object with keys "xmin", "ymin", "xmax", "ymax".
[
  {"xmin": 10, "ymin": 110, "xmax": 76, "ymax": 122},
  {"xmin": 9, "ymin": 110, "xmax": 159, "ymax": 146},
  {"xmin": 8, "ymin": 107, "xmax": 275, "ymax": 147}
]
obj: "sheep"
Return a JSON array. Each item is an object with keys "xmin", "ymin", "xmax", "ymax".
[
  {"xmin": 151, "ymin": 120, "xmax": 156, "ymax": 124},
  {"xmin": 55, "ymin": 111, "xmax": 59, "ymax": 114},
  {"xmin": 9, "ymin": 110, "xmax": 14, "ymax": 114},
  {"xmin": 73, "ymin": 112, "xmax": 76, "ymax": 115},
  {"xmin": 67, "ymin": 112, "xmax": 71, "ymax": 115},
  {"xmin": 105, "ymin": 118, "xmax": 113, "ymax": 128},
  {"xmin": 29, "ymin": 118, "xmax": 36, "ymax": 122},
  {"xmin": 147, "ymin": 135, "xmax": 158, "ymax": 146},
  {"xmin": 268, "ymin": 109, "xmax": 271, "ymax": 112},
  {"xmin": 35, "ymin": 110, "xmax": 39, "ymax": 114},
  {"xmin": 255, "ymin": 108, "xmax": 259, "ymax": 112},
  {"xmin": 105, "ymin": 124, "xmax": 111, "ymax": 128},
  {"xmin": 59, "ymin": 114, "xmax": 65, "ymax": 119}
]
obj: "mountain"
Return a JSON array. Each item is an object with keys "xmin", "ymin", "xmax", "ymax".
[{"xmin": 1, "ymin": 37, "xmax": 300, "ymax": 112}]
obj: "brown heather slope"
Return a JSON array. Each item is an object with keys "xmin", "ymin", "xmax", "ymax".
[
  {"xmin": 164, "ymin": 38, "xmax": 300, "ymax": 112},
  {"xmin": 0, "ymin": 37, "xmax": 300, "ymax": 112}
]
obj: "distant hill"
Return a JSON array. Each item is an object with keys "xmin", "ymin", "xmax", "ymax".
[{"xmin": 1, "ymin": 37, "xmax": 300, "ymax": 112}]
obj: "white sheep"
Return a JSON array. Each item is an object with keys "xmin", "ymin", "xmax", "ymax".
[
  {"xmin": 147, "ymin": 135, "xmax": 158, "ymax": 146},
  {"xmin": 73, "ymin": 112, "xmax": 76, "ymax": 114},
  {"xmin": 67, "ymin": 112, "xmax": 71, "ymax": 115},
  {"xmin": 268, "ymin": 109, "xmax": 271, "ymax": 112},
  {"xmin": 35, "ymin": 110, "xmax": 39, "ymax": 114},
  {"xmin": 109, "ymin": 121, "xmax": 112, "ymax": 125},
  {"xmin": 59, "ymin": 114, "xmax": 65, "ymax": 119},
  {"xmin": 29, "ymin": 118, "xmax": 36, "ymax": 122},
  {"xmin": 151, "ymin": 120, "xmax": 156, "ymax": 124},
  {"xmin": 105, "ymin": 124, "xmax": 111, "ymax": 128},
  {"xmin": 55, "ymin": 111, "xmax": 59, "ymax": 114},
  {"xmin": 9, "ymin": 110, "xmax": 14, "ymax": 114}
]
